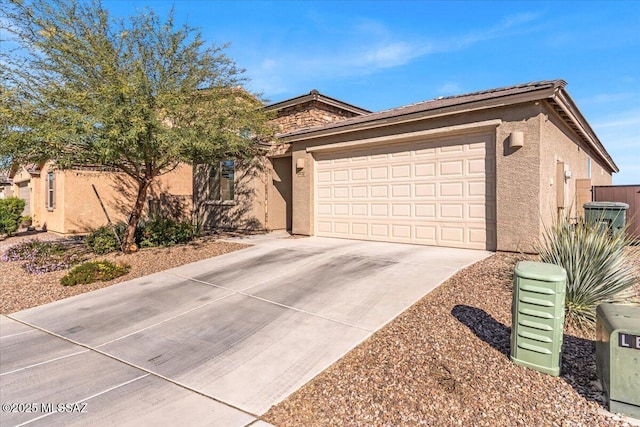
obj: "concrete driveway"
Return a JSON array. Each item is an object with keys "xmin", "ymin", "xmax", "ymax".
[{"xmin": 1, "ymin": 236, "xmax": 490, "ymax": 426}]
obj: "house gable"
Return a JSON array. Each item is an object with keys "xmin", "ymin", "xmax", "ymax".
[{"xmin": 265, "ymin": 89, "xmax": 371, "ymax": 134}]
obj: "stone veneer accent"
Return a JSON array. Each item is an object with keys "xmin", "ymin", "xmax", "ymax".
[{"xmin": 271, "ymin": 100, "xmax": 362, "ymax": 134}]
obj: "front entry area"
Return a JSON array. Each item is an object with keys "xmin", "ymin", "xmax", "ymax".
[
  {"xmin": 314, "ymin": 132, "xmax": 496, "ymax": 250},
  {"xmin": 267, "ymin": 156, "xmax": 293, "ymax": 231}
]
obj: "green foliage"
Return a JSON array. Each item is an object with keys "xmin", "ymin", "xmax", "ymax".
[
  {"xmin": 85, "ymin": 216, "xmax": 196, "ymax": 252},
  {"xmin": 60, "ymin": 260, "xmax": 130, "ymax": 286},
  {"xmin": 84, "ymin": 226, "xmax": 121, "ymax": 254},
  {"xmin": 535, "ymin": 215, "xmax": 639, "ymax": 331},
  {"xmin": 1, "ymin": 0, "xmax": 275, "ymax": 250},
  {"xmin": 0, "ymin": 197, "xmax": 26, "ymax": 235},
  {"xmin": 139, "ymin": 215, "xmax": 197, "ymax": 247}
]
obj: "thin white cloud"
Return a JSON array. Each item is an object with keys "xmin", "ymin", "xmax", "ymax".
[
  {"xmin": 593, "ymin": 113, "xmax": 640, "ymax": 129},
  {"xmin": 437, "ymin": 82, "xmax": 463, "ymax": 95},
  {"xmin": 363, "ymin": 42, "xmax": 418, "ymax": 68},
  {"xmin": 454, "ymin": 12, "xmax": 544, "ymax": 48},
  {"xmin": 612, "ymin": 159, "xmax": 640, "ymax": 185},
  {"xmin": 245, "ymin": 12, "xmax": 545, "ymax": 96},
  {"xmin": 353, "ymin": 18, "xmax": 392, "ymax": 39},
  {"xmin": 247, "ymin": 39, "xmax": 433, "ymax": 95},
  {"xmin": 580, "ymin": 92, "xmax": 634, "ymax": 106},
  {"xmin": 591, "ymin": 108, "xmax": 640, "ymax": 184}
]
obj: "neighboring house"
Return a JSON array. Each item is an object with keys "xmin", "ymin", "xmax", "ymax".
[
  {"xmin": 0, "ymin": 173, "xmax": 13, "ymax": 199},
  {"xmin": 198, "ymin": 80, "xmax": 617, "ymax": 252},
  {"xmin": 9, "ymin": 162, "xmax": 192, "ymax": 234}
]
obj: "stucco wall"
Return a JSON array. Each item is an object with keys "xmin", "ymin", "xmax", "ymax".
[
  {"xmin": 148, "ymin": 163, "xmax": 194, "ymax": 220},
  {"xmin": 539, "ymin": 102, "xmax": 613, "ymax": 231},
  {"xmin": 493, "ymin": 104, "xmax": 543, "ymax": 252},
  {"xmin": 154, "ymin": 163, "xmax": 194, "ymax": 197},
  {"xmin": 36, "ymin": 163, "xmax": 66, "ymax": 233},
  {"xmin": 20, "ymin": 163, "xmax": 193, "ymax": 234},
  {"xmin": 194, "ymin": 160, "xmax": 269, "ymax": 231},
  {"xmin": 195, "ymin": 101, "xmax": 358, "ymax": 232},
  {"xmin": 287, "ymin": 103, "xmax": 545, "ymax": 252},
  {"xmin": 62, "ymin": 169, "xmax": 133, "ymax": 234}
]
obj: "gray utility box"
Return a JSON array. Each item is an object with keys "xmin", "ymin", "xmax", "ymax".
[
  {"xmin": 596, "ymin": 303, "xmax": 640, "ymax": 419},
  {"xmin": 584, "ymin": 201, "xmax": 629, "ymax": 237},
  {"xmin": 511, "ymin": 261, "xmax": 567, "ymax": 376}
]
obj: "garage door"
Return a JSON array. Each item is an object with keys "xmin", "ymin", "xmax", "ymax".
[
  {"xmin": 18, "ymin": 183, "xmax": 31, "ymax": 216},
  {"xmin": 315, "ymin": 133, "xmax": 496, "ymax": 250}
]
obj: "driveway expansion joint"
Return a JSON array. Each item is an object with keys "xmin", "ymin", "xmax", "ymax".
[
  {"xmin": 13, "ymin": 374, "xmax": 150, "ymax": 427},
  {"xmin": 3, "ymin": 238, "xmax": 491, "ymax": 424},
  {"xmin": 4, "ymin": 315, "xmax": 262, "ymax": 420}
]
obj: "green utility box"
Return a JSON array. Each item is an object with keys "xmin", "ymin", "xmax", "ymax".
[
  {"xmin": 511, "ymin": 261, "xmax": 567, "ymax": 376},
  {"xmin": 583, "ymin": 201, "xmax": 629, "ymax": 237},
  {"xmin": 596, "ymin": 303, "xmax": 640, "ymax": 419}
]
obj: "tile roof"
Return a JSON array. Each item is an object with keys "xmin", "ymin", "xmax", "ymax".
[
  {"xmin": 281, "ymin": 80, "xmax": 566, "ymax": 137},
  {"xmin": 278, "ymin": 79, "xmax": 617, "ymax": 172},
  {"xmin": 265, "ymin": 89, "xmax": 372, "ymax": 116}
]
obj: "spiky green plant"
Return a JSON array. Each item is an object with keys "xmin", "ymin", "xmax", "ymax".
[{"xmin": 535, "ymin": 214, "xmax": 639, "ymax": 331}]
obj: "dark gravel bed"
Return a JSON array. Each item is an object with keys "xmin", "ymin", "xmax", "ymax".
[{"xmin": 263, "ymin": 252, "xmax": 640, "ymax": 427}]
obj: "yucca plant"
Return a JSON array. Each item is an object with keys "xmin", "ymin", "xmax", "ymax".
[{"xmin": 535, "ymin": 213, "xmax": 639, "ymax": 331}]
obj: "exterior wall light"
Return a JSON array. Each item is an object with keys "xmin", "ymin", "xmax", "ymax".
[{"xmin": 509, "ymin": 131, "xmax": 524, "ymax": 148}]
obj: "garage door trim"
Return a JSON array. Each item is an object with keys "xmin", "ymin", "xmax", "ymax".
[
  {"xmin": 313, "ymin": 132, "xmax": 496, "ymax": 250},
  {"xmin": 306, "ymin": 119, "xmax": 501, "ymax": 154}
]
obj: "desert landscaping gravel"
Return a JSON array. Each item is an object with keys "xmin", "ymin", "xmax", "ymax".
[
  {"xmin": 1, "ymin": 232, "xmax": 638, "ymax": 426},
  {"xmin": 0, "ymin": 231, "xmax": 249, "ymax": 314},
  {"xmin": 263, "ymin": 250, "xmax": 640, "ymax": 427}
]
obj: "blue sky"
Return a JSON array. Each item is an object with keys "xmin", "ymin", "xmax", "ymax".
[{"xmin": 108, "ymin": 1, "xmax": 637, "ymax": 183}]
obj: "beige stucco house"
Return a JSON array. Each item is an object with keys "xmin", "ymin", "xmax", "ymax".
[
  {"xmin": 10, "ymin": 162, "xmax": 192, "ymax": 234},
  {"xmin": 198, "ymin": 80, "xmax": 617, "ymax": 252},
  {"xmin": 0, "ymin": 174, "xmax": 12, "ymax": 199},
  {"xmin": 194, "ymin": 90, "xmax": 371, "ymax": 232}
]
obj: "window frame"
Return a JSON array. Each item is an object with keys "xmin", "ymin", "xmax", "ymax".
[
  {"xmin": 208, "ymin": 159, "xmax": 235, "ymax": 203},
  {"xmin": 47, "ymin": 171, "xmax": 55, "ymax": 210}
]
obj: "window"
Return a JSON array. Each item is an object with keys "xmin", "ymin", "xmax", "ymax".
[
  {"xmin": 209, "ymin": 160, "xmax": 235, "ymax": 201},
  {"xmin": 47, "ymin": 172, "xmax": 55, "ymax": 210},
  {"xmin": 587, "ymin": 158, "xmax": 592, "ymax": 179}
]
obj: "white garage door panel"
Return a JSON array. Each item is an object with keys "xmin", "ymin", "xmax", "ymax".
[{"xmin": 314, "ymin": 133, "xmax": 496, "ymax": 250}]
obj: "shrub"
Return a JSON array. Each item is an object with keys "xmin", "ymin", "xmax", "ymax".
[
  {"xmin": 85, "ymin": 217, "xmax": 196, "ymax": 253},
  {"xmin": 139, "ymin": 215, "xmax": 196, "ymax": 248},
  {"xmin": 0, "ymin": 197, "xmax": 26, "ymax": 235},
  {"xmin": 60, "ymin": 260, "xmax": 130, "ymax": 286},
  {"xmin": 85, "ymin": 226, "xmax": 121, "ymax": 254},
  {"xmin": 535, "ymin": 215, "xmax": 639, "ymax": 331},
  {"xmin": 1, "ymin": 239, "xmax": 84, "ymax": 273}
]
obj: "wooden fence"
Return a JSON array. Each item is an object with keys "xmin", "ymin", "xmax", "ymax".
[{"xmin": 592, "ymin": 185, "xmax": 640, "ymax": 240}]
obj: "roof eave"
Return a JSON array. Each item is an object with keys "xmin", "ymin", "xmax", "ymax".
[
  {"xmin": 550, "ymin": 89, "xmax": 619, "ymax": 173},
  {"xmin": 280, "ymin": 86, "xmax": 559, "ymax": 142},
  {"xmin": 265, "ymin": 91, "xmax": 371, "ymax": 116}
]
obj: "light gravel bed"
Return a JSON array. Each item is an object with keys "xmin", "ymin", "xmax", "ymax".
[
  {"xmin": 0, "ymin": 232, "xmax": 250, "ymax": 314},
  {"xmin": 263, "ymin": 251, "xmax": 640, "ymax": 427}
]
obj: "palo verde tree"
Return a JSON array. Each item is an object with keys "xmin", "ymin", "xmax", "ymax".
[{"xmin": 0, "ymin": 0, "xmax": 274, "ymax": 252}]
